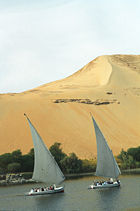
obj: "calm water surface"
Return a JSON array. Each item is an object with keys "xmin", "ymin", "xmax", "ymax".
[{"xmin": 0, "ymin": 175, "xmax": 140, "ymax": 211}]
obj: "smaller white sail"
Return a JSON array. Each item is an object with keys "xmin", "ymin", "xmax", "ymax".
[
  {"xmin": 91, "ymin": 115, "xmax": 121, "ymax": 179},
  {"xmin": 24, "ymin": 114, "xmax": 65, "ymax": 185}
]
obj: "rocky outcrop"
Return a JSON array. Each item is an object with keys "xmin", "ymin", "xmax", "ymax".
[
  {"xmin": 0, "ymin": 173, "xmax": 35, "ymax": 186},
  {"xmin": 53, "ymin": 98, "xmax": 120, "ymax": 105}
]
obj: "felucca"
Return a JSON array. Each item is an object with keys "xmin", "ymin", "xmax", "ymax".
[
  {"xmin": 89, "ymin": 114, "xmax": 121, "ymax": 189},
  {"xmin": 24, "ymin": 114, "xmax": 65, "ymax": 195}
]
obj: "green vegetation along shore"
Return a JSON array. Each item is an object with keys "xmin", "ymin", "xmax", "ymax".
[{"xmin": 0, "ymin": 143, "xmax": 140, "ymax": 185}]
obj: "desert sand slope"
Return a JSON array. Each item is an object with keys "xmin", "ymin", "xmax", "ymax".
[{"xmin": 0, "ymin": 55, "xmax": 140, "ymax": 159}]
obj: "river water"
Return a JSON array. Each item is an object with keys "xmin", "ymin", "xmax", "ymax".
[{"xmin": 0, "ymin": 175, "xmax": 140, "ymax": 211}]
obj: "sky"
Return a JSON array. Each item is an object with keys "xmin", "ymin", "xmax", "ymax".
[{"xmin": 0, "ymin": 0, "xmax": 140, "ymax": 93}]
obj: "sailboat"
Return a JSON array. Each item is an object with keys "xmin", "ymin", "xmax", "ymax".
[
  {"xmin": 89, "ymin": 114, "xmax": 121, "ymax": 189},
  {"xmin": 24, "ymin": 114, "xmax": 65, "ymax": 195}
]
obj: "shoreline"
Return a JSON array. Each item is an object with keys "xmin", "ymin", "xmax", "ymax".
[
  {"xmin": 121, "ymin": 168, "xmax": 140, "ymax": 175},
  {"xmin": 0, "ymin": 169, "xmax": 140, "ymax": 187},
  {"xmin": 66, "ymin": 168, "xmax": 140, "ymax": 178}
]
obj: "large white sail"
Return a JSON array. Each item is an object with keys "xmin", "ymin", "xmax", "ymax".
[
  {"xmin": 91, "ymin": 115, "xmax": 121, "ymax": 179},
  {"xmin": 24, "ymin": 114, "xmax": 65, "ymax": 185}
]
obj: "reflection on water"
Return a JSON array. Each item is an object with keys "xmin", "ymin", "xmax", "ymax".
[
  {"xmin": 96, "ymin": 187, "xmax": 121, "ymax": 211},
  {"xmin": 0, "ymin": 175, "xmax": 140, "ymax": 211},
  {"xmin": 34, "ymin": 193, "xmax": 65, "ymax": 210}
]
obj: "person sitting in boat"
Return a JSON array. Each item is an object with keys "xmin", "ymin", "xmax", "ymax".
[
  {"xmin": 103, "ymin": 181, "xmax": 107, "ymax": 185},
  {"xmin": 30, "ymin": 188, "xmax": 34, "ymax": 193},
  {"xmin": 117, "ymin": 179, "xmax": 120, "ymax": 185},
  {"xmin": 93, "ymin": 181, "xmax": 97, "ymax": 186},
  {"xmin": 99, "ymin": 181, "xmax": 103, "ymax": 185},
  {"xmin": 97, "ymin": 181, "xmax": 101, "ymax": 186},
  {"xmin": 108, "ymin": 178, "xmax": 113, "ymax": 184},
  {"xmin": 34, "ymin": 188, "xmax": 37, "ymax": 192},
  {"xmin": 49, "ymin": 185, "xmax": 54, "ymax": 190}
]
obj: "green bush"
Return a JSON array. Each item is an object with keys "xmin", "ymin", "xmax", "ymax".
[
  {"xmin": 117, "ymin": 146, "xmax": 140, "ymax": 170},
  {"xmin": 127, "ymin": 146, "xmax": 140, "ymax": 162},
  {"xmin": 3, "ymin": 143, "xmax": 139, "ymax": 174},
  {"xmin": 49, "ymin": 142, "xmax": 66, "ymax": 167},
  {"xmin": 60, "ymin": 153, "xmax": 82, "ymax": 174},
  {"xmin": 0, "ymin": 153, "xmax": 13, "ymax": 173},
  {"xmin": 81, "ymin": 159, "xmax": 96, "ymax": 172},
  {"xmin": 7, "ymin": 162, "xmax": 21, "ymax": 173},
  {"xmin": 21, "ymin": 154, "xmax": 34, "ymax": 172}
]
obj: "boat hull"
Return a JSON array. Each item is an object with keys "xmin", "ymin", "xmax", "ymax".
[
  {"xmin": 89, "ymin": 182, "xmax": 120, "ymax": 189},
  {"xmin": 28, "ymin": 186, "xmax": 64, "ymax": 196}
]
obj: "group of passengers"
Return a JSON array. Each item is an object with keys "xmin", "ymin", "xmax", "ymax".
[
  {"xmin": 30, "ymin": 184, "xmax": 56, "ymax": 193},
  {"xmin": 93, "ymin": 178, "xmax": 120, "ymax": 186}
]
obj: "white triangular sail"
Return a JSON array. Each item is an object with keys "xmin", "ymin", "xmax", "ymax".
[
  {"xmin": 24, "ymin": 114, "xmax": 65, "ymax": 185},
  {"xmin": 91, "ymin": 115, "xmax": 121, "ymax": 179}
]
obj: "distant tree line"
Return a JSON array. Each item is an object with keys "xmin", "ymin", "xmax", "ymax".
[
  {"xmin": 0, "ymin": 148, "xmax": 34, "ymax": 174},
  {"xmin": 0, "ymin": 142, "xmax": 96, "ymax": 174},
  {"xmin": 0, "ymin": 143, "xmax": 139, "ymax": 174},
  {"xmin": 117, "ymin": 146, "xmax": 140, "ymax": 169},
  {"xmin": 49, "ymin": 143, "xmax": 96, "ymax": 174}
]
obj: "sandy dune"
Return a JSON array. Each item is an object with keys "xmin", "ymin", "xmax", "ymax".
[{"xmin": 0, "ymin": 55, "xmax": 140, "ymax": 158}]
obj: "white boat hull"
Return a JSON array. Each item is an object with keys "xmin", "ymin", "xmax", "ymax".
[
  {"xmin": 89, "ymin": 182, "xmax": 120, "ymax": 189},
  {"xmin": 28, "ymin": 186, "xmax": 64, "ymax": 196}
]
